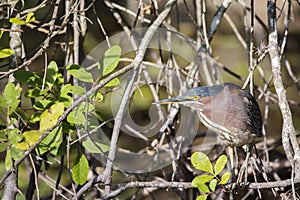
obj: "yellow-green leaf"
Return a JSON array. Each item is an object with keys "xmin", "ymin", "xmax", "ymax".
[
  {"xmin": 192, "ymin": 174, "xmax": 214, "ymax": 187},
  {"xmin": 197, "ymin": 182, "xmax": 210, "ymax": 193},
  {"xmin": 40, "ymin": 102, "xmax": 64, "ymax": 131},
  {"xmin": 9, "ymin": 17, "xmax": 25, "ymax": 25},
  {"xmin": 0, "ymin": 48, "xmax": 14, "ymax": 58},
  {"xmin": 24, "ymin": 130, "xmax": 43, "ymax": 146},
  {"xmin": 209, "ymin": 179, "xmax": 218, "ymax": 191},
  {"xmin": 15, "ymin": 141, "xmax": 29, "ymax": 151},
  {"xmin": 191, "ymin": 152, "xmax": 213, "ymax": 174},
  {"xmin": 104, "ymin": 78, "xmax": 120, "ymax": 87},
  {"xmin": 214, "ymin": 155, "xmax": 227, "ymax": 175},
  {"xmin": 25, "ymin": 12, "xmax": 35, "ymax": 23},
  {"xmin": 220, "ymin": 172, "xmax": 231, "ymax": 184},
  {"xmin": 196, "ymin": 194, "xmax": 208, "ymax": 200},
  {"xmin": 72, "ymin": 153, "xmax": 89, "ymax": 185}
]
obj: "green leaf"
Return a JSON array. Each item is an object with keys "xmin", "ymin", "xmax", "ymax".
[
  {"xmin": 38, "ymin": 126, "xmax": 62, "ymax": 155},
  {"xmin": 82, "ymin": 139, "xmax": 110, "ymax": 153},
  {"xmin": 5, "ymin": 150, "xmax": 12, "ymax": 170},
  {"xmin": 9, "ymin": 17, "xmax": 25, "ymax": 25},
  {"xmin": 8, "ymin": 100, "xmax": 20, "ymax": 115},
  {"xmin": 197, "ymin": 182, "xmax": 210, "ymax": 193},
  {"xmin": 196, "ymin": 194, "xmax": 208, "ymax": 200},
  {"xmin": 66, "ymin": 64, "xmax": 93, "ymax": 83},
  {"xmin": 30, "ymin": 113, "xmax": 41, "ymax": 123},
  {"xmin": 191, "ymin": 175, "xmax": 214, "ymax": 187},
  {"xmin": 3, "ymin": 82, "xmax": 21, "ymax": 104},
  {"xmin": 191, "ymin": 152, "xmax": 213, "ymax": 174},
  {"xmin": 93, "ymin": 92, "xmax": 103, "ymax": 102},
  {"xmin": 209, "ymin": 179, "xmax": 218, "ymax": 191},
  {"xmin": 60, "ymin": 84, "xmax": 85, "ymax": 96},
  {"xmin": 0, "ymin": 48, "xmax": 14, "ymax": 58},
  {"xmin": 220, "ymin": 172, "xmax": 231, "ymax": 184},
  {"xmin": 40, "ymin": 102, "xmax": 64, "ymax": 131},
  {"xmin": 34, "ymin": 99, "xmax": 53, "ymax": 111},
  {"xmin": 8, "ymin": 129, "xmax": 21, "ymax": 144},
  {"xmin": 104, "ymin": 77, "xmax": 120, "ymax": 87},
  {"xmin": 67, "ymin": 110, "xmax": 85, "ymax": 125},
  {"xmin": 0, "ymin": 143, "xmax": 7, "ymax": 152},
  {"xmin": 25, "ymin": 12, "xmax": 35, "ymax": 23},
  {"xmin": 214, "ymin": 155, "xmax": 227, "ymax": 175},
  {"xmin": 72, "ymin": 153, "xmax": 89, "ymax": 185},
  {"xmin": 0, "ymin": 95, "xmax": 7, "ymax": 107},
  {"xmin": 10, "ymin": 146, "xmax": 23, "ymax": 160},
  {"xmin": 45, "ymin": 61, "xmax": 58, "ymax": 89},
  {"xmin": 14, "ymin": 70, "xmax": 31, "ymax": 83},
  {"xmin": 99, "ymin": 45, "xmax": 121, "ymax": 76},
  {"xmin": 25, "ymin": 88, "xmax": 40, "ymax": 98},
  {"xmin": 23, "ymin": 130, "xmax": 43, "ymax": 146},
  {"xmin": 15, "ymin": 141, "xmax": 29, "ymax": 151}
]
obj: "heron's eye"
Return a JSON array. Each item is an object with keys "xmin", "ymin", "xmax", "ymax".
[{"xmin": 193, "ymin": 96, "xmax": 200, "ymax": 100}]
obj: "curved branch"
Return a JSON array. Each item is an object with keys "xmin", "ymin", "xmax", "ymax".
[{"xmin": 102, "ymin": 0, "xmax": 178, "ymax": 194}]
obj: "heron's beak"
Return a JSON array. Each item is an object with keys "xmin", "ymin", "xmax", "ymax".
[{"xmin": 153, "ymin": 96, "xmax": 196, "ymax": 105}]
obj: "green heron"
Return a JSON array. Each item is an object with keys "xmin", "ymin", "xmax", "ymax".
[
  {"xmin": 155, "ymin": 83, "xmax": 263, "ymax": 183},
  {"xmin": 155, "ymin": 82, "xmax": 262, "ymax": 148}
]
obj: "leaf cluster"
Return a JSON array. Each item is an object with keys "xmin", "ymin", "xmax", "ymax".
[
  {"xmin": 191, "ymin": 152, "xmax": 231, "ymax": 200},
  {"xmin": 1, "ymin": 45, "xmax": 121, "ymax": 185}
]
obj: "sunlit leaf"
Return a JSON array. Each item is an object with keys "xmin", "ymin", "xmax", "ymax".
[
  {"xmin": 40, "ymin": 102, "xmax": 64, "ymax": 131},
  {"xmin": 15, "ymin": 141, "xmax": 29, "ymax": 151},
  {"xmin": 0, "ymin": 48, "xmax": 14, "ymax": 58},
  {"xmin": 72, "ymin": 153, "xmax": 89, "ymax": 185},
  {"xmin": 9, "ymin": 17, "xmax": 25, "ymax": 25},
  {"xmin": 209, "ymin": 179, "xmax": 218, "ymax": 191},
  {"xmin": 25, "ymin": 12, "xmax": 35, "ymax": 23},
  {"xmin": 220, "ymin": 172, "xmax": 231, "ymax": 184},
  {"xmin": 197, "ymin": 182, "xmax": 210, "ymax": 193},
  {"xmin": 196, "ymin": 194, "xmax": 208, "ymax": 200},
  {"xmin": 214, "ymin": 155, "xmax": 227, "ymax": 175},
  {"xmin": 99, "ymin": 45, "xmax": 121, "ymax": 76},
  {"xmin": 93, "ymin": 92, "xmax": 103, "ymax": 102},
  {"xmin": 3, "ymin": 82, "xmax": 21, "ymax": 104},
  {"xmin": 191, "ymin": 152, "xmax": 213, "ymax": 174},
  {"xmin": 23, "ymin": 130, "xmax": 43, "ymax": 146},
  {"xmin": 104, "ymin": 78, "xmax": 120, "ymax": 87},
  {"xmin": 191, "ymin": 175, "xmax": 214, "ymax": 187}
]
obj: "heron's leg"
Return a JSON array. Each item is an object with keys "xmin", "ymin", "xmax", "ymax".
[
  {"xmin": 237, "ymin": 144, "xmax": 252, "ymax": 183},
  {"xmin": 227, "ymin": 147, "xmax": 239, "ymax": 181}
]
